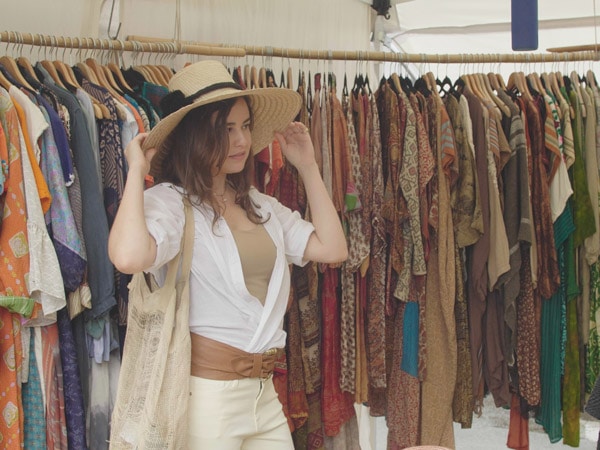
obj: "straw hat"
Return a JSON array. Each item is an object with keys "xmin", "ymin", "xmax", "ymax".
[{"xmin": 143, "ymin": 60, "xmax": 302, "ymax": 178}]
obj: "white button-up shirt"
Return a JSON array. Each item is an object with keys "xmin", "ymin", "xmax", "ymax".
[{"xmin": 144, "ymin": 183, "xmax": 314, "ymax": 353}]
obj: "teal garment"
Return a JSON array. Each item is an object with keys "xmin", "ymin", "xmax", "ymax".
[
  {"xmin": 401, "ymin": 301, "xmax": 419, "ymax": 377},
  {"xmin": 22, "ymin": 333, "xmax": 47, "ymax": 449},
  {"xmin": 568, "ymin": 89, "xmax": 596, "ymax": 248},
  {"xmin": 536, "ymin": 204, "xmax": 575, "ymax": 443}
]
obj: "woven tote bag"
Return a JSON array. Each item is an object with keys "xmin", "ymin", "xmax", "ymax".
[{"xmin": 109, "ymin": 200, "xmax": 194, "ymax": 449}]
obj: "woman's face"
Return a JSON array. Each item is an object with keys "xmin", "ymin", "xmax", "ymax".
[{"xmin": 213, "ymin": 98, "xmax": 252, "ymax": 177}]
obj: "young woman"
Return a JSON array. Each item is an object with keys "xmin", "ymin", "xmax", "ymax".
[{"xmin": 108, "ymin": 60, "xmax": 347, "ymax": 449}]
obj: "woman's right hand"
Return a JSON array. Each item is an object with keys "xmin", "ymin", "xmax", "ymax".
[{"xmin": 125, "ymin": 133, "xmax": 157, "ymax": 177}]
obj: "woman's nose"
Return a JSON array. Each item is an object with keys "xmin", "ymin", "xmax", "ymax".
[{"xmin": 231, "ymin": 128, "xmax": 249, "ymax": 146}]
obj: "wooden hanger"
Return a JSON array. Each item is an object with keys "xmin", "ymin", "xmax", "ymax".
[
  {"xmin": 53, "ymin": 60, "xmax": 79, "ymax": 90},
  {"xmin": 157, "ymin": 65, "xmax": 173, "ymax": 84},
  {"xmin": 482, "ymin": 72, "xmax": 511, "ymax": 116},
  {"xmin": 390, "ymin": 72, "xmax": 403, "ymax": 94},
  {"xmin": 76, "ymin": 61, "xmax": 99, "ymax": 85},
  {"xmin": 258, "ymin": 67, "xmax": 267, "ymax": 88},
  {"xmin": 16, "ymin": 56, "xmax": 40, "ymax": 84},
  {"xmin": 85, "ymin": 58, "xmax": 122, "ymax": 98},
  {"xmin": 244, "ymin": 64, "xmax": 250, "ymax": 89},
  {"xmin": 250, "ymin": 65, "xmax": 258, "ymax": 89},
  {"xmin": 487, "ymin": 72, "xmax": 501, "ymax": 92},
  {"xmin": 460, "ymin": 74, "xmax": 473, "ymax": 93},
  {"xmin": 108, "ymin": 62, "xmax": 135, "ymax": 93},
  {"xmin": 508, "ymin": 71, "xmax": 532, "ymax": 101},
  {"xmin": 287, "ymin": 66, "xmax": 293, "ymax": 90},
  {"xmin": 144, "ymin": 64, "xmax": 168, "ymax": 86},
  {"xmin": 101, "ymin": 64, "xmax": 126, "ymax": 95},
  {"xmin": 40, "ymin": 59, "xmax": 67, "ymax": 89},
  {"xmin": 0, "ymin": 70, "xmax": 12, "ymax": 90},
  {"xmin": 587, "ymin": 70, "xmax": 597, "ymax": 89},
  {"xmin": 72, "ymin": 62, "xmax": 109, "ymax": 118},
  {"xmin": 0, "ymin": 56, "xmax": 35, "ymax": 90},
  {"xmin": 424, "ymin": 72, "xmax": 437, "ymax": 94},
  {"xmin": 541, "ymin": 72, "xmax": 562, "ymax": 119}
]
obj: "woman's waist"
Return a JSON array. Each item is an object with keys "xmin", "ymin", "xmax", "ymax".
[{"xmin": 190, "ymin": 332, "xmax": 284, "ymax": 381}]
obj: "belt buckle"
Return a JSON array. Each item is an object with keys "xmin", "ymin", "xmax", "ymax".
[
  {"xmin": 260, "ymin": 348, "xmax": 278, "ymax": 380},
  {"xmin": 263, "ymin": 348, "xmax": 278, "ymax": 357}
]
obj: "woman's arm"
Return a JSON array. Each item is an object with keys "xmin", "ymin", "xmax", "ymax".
[
  {"xmin": 108, "ymin": 133, "xmax": 158, "ymax": 274},
  {"xmin": 275, "ymin": 122, "xmax": 348, "ymax": 264}
]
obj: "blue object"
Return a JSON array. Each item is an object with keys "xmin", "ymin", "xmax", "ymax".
[
  {"xmin": 511, "ymin": 0, "xmax": 538, "ymax": 51},
  {"xmin": 401, "ymin": 301, "xmax": 419, "ymax": 377}
]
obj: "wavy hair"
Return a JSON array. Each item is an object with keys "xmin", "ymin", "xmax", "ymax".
[{"xmin": 156, "ymin": 97, "xmax": 267, "ymax": 227}]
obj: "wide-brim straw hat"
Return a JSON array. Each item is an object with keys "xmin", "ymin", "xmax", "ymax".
[{"xmin": 143, "ymin": 60, "xmax": 302, "ymax": 179}]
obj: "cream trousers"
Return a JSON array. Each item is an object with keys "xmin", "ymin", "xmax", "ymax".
[{"xmin": 187, "ymin": 375, "xmax": 294, "ymax": 449}]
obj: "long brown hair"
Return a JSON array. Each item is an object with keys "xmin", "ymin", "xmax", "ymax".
[{"xmin": 157, "ymin": 97, "xmax": 267, "ymax": 225}]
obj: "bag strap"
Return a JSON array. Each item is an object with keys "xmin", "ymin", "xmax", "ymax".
[
  {"xmin": 179, "ymin": 198, "xmax": 195, "ymax": 282},
  {"xmin": 161, "ymin": 198, "xmax": 194, "ymax": 290}
]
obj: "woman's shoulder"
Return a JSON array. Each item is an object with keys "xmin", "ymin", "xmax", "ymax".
[
  {"xmin": 249, "ymin": 186, "xmax": 275, "ymax": 206},
  {"xmin": 145, "ymin": 182, "xmax": 185, "ymax": 201}
]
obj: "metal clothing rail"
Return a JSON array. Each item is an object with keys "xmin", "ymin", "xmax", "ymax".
[
  {"xmin": 128, "ymin": 34, "xmax": 600, "ymax": 64},
  {"xmin": 1, "ymin": 31, "xmax": 599, "ymax": 64}
]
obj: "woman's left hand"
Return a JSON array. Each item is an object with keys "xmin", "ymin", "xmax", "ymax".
[{"xmin": 274, "ymin": 122, "xmax": 316, "ymax": 171}]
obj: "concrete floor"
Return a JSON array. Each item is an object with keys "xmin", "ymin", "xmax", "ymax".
[
  {"xmin": 364, "ymin": 395, "xmax": 600, "ymax": 449},
  {"xmin": 454, "ymin": 395, "xmax": 599, "ymax": 449}
]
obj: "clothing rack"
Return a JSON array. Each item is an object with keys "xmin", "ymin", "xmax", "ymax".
[
  {"xmin": 0, "ymin": 31, "xmax": 245, "ymax": 57},
  {"xmin": 2, "ymin": 31, "xmax": 600, "ymax": 65},
  {"xmin": 127, "ymin": 34, "xmax": 600, "ymax": 64}
]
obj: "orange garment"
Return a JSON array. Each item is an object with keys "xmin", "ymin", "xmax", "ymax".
[
  {"xmin": 120, "ymin": 96, "xmax": 146, "ymax": 133},
  {"xmin": 0, "ymin": 120, "xmax": 29, "ymax": 298},
  {"xmin": 11, "ymin": 99, "xmax": 51, "ymax": 214},
  {"xmin": 507, "ymin": 393, "xmax": 529, "ymax": 450},
  {"xmin": 0, "ymin": 94, "xmax": 29, "ymax": 449}
]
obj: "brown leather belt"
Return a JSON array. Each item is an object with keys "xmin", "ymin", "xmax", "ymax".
[{"xmin": 190, "ymin": 333, "xmax": 283, "ymax": 380}]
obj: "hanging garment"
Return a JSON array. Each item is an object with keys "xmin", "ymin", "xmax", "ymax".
[{"xmin": 420, "ymin": 95, "xmax": 457, "ymax": 449}]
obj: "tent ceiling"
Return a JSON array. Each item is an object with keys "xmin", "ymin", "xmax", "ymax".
[{"xmin": 388, "ymin": 0, "xmax": 600, "ymax": 54}]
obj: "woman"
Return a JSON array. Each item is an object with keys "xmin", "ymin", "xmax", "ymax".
[{"xmin": 108, "ymin": 60, "xmax": 347, "ymax": 449}]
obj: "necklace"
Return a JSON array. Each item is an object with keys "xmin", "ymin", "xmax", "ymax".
[
  {"xmin": 214, "ymin": 193, "xmax": 227, "ymax": 203},
  {"xmin": 213, "ymin": 188, "xmax": 228, "ymax": 203}
]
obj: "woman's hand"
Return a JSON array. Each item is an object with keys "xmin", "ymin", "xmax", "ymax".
[
  {"xmin": 274, "ymin": 122, "xmax": 316, "ymax": 172},
  {"xmin": 125, "ymin": 132, "xmax": 157, "ymax": 177}
]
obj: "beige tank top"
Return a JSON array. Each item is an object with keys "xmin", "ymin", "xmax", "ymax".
[{"xmin": 230, "ymin": 224, "xmax": 276, "ymax": 305}]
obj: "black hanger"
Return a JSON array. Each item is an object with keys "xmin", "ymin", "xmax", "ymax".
[
  {"xmin": 328, "ymin": 72, "xmax": 336, "ymax": 91},
  {"xmin": 266, "ymin": 69, "xmax": 277, "ymax": 87},
  {"xmin": 451, "ymin": 77, "xmax": 465, "ymax": 99},
  {"xmin": 414, "ymin": 77, "xmax": 431, "ymax": 97},
  {"xmin": 400, "ymin": 76, "xmax": 415, "ymax": 94},
  {"xmin": 363, "ymin": 74, "xmax": 372, "ymax": 95},
  {"xmin": 563, "ymin": 75, "xmax": 573, "ymax": 94},
  {"xmin": 436, "ymin": 75, "xmax": 452, "ymax": 98},
  {"xmin": 352, "ymin": 73, "xmax": 364, "ymax": 94},
  {"xmin": 525, "ymin": 77, "xmax": 540, "ymax": 97},
  {"xmin": 343, "ymin": 73, "xmax": 348, "ymax": 97}
]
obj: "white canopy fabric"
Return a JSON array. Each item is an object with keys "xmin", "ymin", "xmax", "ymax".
[{"xmin": 389, "ymin": 0, "xmax": 600, "ymax": 55}]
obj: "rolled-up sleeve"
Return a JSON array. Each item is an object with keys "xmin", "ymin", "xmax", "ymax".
[
  {"xmin": 265, "ymin": 195, "xmax": 315, "ymax": 267},
  {"xmin": 143, "ymin": 183, "xmax": 185, "ymax": 272}
]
